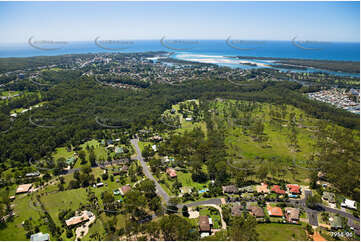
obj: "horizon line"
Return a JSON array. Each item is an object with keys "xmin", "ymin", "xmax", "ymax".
[{"xmin": 0, "ymin": 39, "xmax": 360, "ymax": 45}]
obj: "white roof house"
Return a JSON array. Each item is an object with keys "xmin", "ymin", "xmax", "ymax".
[
  {"xmin": 152, "ymin": 144, "xmax": 157, "ymax": 152},
  {"xmin": 341, "ymin": 199, "xmax": 357, "ymax": 210}
]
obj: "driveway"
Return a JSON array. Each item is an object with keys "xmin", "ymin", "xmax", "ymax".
[{"xmin": 307, "ymin": 211, "xmax": 319, "ymax": 227}]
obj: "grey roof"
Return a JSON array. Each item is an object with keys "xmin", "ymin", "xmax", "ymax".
[
  {"xmin": 30, "ymin": 233, "xmax": 50, "ymax": 241},
  {"xmin": 239, "ymin": 186, "xmax": 254, "ymax": 193},
  {"xmin": 322, "ymin": 192, "xmax": 336, "ymax": 203}
]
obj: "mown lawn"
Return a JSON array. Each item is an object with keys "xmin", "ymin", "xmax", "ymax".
[
  {"xmin": 39, "ymin": 188, "xmax": 88, "ymax": 226},
  {"xmin": 0, "ymin": 194, "xmax": 48, "ymax": 241},
  {"xmin": 256, "ymin": 223, "xmax": 307, "ymax": 241}
]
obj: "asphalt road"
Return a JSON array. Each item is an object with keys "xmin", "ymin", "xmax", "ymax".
[
  {"xmin": 128, "ymin": 142, "xmax": 360, "ymax": 224},
  {"xmin": 178, "ymin": 198, "xmax": 223, "ymax": 208},
  {"xmin": 131, "ymin": 138, "xmax": 170, "ymax": 203}
]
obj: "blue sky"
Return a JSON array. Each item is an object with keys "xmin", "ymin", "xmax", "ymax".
[{"xmin": 0, "ymin": 1, "xmax": 359, "ymax": 43}]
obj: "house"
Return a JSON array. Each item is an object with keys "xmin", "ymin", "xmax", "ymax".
[
  {"xmin": 231, "ymin": 205, "xmax": 243, "ymax": 217},
  {"xmin": 248, "ymin": 206, "xmax": 265, "ymax": 218},
  {"xmin": 199, "ymin": 215, "xmax": 211, "ymax": 233},
  {"xmin": 330, "ymin": 216, "xmax": 343, "ymax": 230},
  {"xmin": 267, "ymin": 204, "xmax": 283, "ymax": 217},
  {"xmin": 185, "ymin": 117, "xmax": 193, "ymax": 121},
  {"xmin": 322, "ymin": 192, "xmax": 336, "ymax": 203},
  {"xmin": 150, "ymin": 135, "xmax": 163, "ymax": 142},
  {"xmin": 341, "ymin": 199, "xmax": 357, "ymax": 210},
  {"xmin": 121, "ymin": 165, "xmax": 129, "ymax": 173},
  {"xmin": 151, "ymin": 145, "xmax": 157, "ymax": 152},
  {"xmin": 180, "ymin": 186, "xmax": 192, "ymax": 194},
  {"xmin": 65, "ymin": 211, "xmax": 91, "ymax": 227},
  {"xmin": 96, "ymin": 182, "xmax": 104, "ymax": 187},
  {"xmin": 25, "ymin": 171, "xmax": 40, "ymax": 177},
  {"xmin": 113, "ymin": 189, "xmax": 120, "ymax": 196},
  {"xmin": 120, "ymin": 185, "xmax": 131, "ymax": 195},
  {"xmin": 9, "ymin": 196, "xmax": 15, "ymax": 201},
  {"xmin": 256, "ymin": 183, "xmax": 269, "ymax": 193},
  {"xmin": 30, "ymin": 232, "xmax": 50, "ymax": 241},
  {"xmin": 284, "ymin": 207, "xmax": 300, "ymax": 223},
  {"xmin": 239, "ymin": 186, "xmax": 254, "ymax": 193},
  {"xmin": 115, "ymin": 146, "xmax": 123, "ymax": 154},
  {"xmin": 166, "ymin": 168, "xmax": 177, "ymax": 178},
  {"xmin": 66, "ymin": 156, "xmax": 76, "ymax": 166},
  {"xmin": 16, "ymin": 184, "xmax": 33, "ymax": 194},
  {"xmin": 222, "ymin": 185, "xmax": 238, "ymax": 194},
  {"xmin": 271, "ymin": 185, "xmax": 286, "ymax": 195},
  {"xmin": 287, "ymin": 184, "xmax": 301, "ymax": 195}
]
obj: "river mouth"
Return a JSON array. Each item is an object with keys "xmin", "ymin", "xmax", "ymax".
[{"xmin": 173, "ymin": 53, "xmax": 360, "ymax": 78}]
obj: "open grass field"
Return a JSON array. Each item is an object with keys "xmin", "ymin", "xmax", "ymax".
[
  {"xmin": 256, "ymin": 223, "xmax": 307, "ymax": 241},
  {"xmin": 0, "ymin": 194, "xmax": 48, "ymax": 241},
  {"xmin": 52, "ymin": 139, "xmax": 128, "ymax": 169},
  {"xmin": 162, "ymin": 99, "xmax": 360, "ymax": 185},
  {"xmin": 0, "ymin": 163, "xmax": 139, "ymax": 240},
  {"xmin": 39, "ymin": 188, "xmax": 88, "ymax": 226},
  {"xmin": 10, "ymin": 101, "xmax": 47, "ymax": 114}
]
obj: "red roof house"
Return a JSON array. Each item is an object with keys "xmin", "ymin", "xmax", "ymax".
[
  {"xmin": 267, "ymin": 204, "xmax": 283, "ymax": 217},
  {"xmin": 271, "ymin": 185, "xmax": 286, "ymax": 195},
  {"xmin": 166, "ymin": 168, "xmax": 177, "ymax": 178},
  {"xmin": 287, "ymin": 184, "xmax": 301, "ymax": 194}
]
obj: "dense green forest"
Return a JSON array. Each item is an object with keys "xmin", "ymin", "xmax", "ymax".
[{"xmin": 0, "ymin": 67, "xmax": 359, "ymax": 201}]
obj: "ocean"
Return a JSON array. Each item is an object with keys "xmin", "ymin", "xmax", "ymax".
[{"xmin": 0, "ymin": 40, "xmax": 359, "ymax": 76}]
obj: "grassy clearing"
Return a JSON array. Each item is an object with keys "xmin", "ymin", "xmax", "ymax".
[
  {"xmin": 39, "ymin": 188, "xmax": 88, "ymax": 226},
  {"xmin": 0, "ymin": 194, "xmax": 48, "ymax": 241},
  {"xmin": 256, "ymin": 223, "xmax": 307, "ymax": 241}
]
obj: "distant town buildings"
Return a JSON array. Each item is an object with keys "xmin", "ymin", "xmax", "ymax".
[{"xmin": 307, "ymin": 88, "xmax": 360, "ymax": 114}]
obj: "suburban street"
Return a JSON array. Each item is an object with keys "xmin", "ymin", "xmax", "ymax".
[
  {"xmin": 130, "ymin": 138, "xmax": 359, "ymax": 226},
  {"xmin": 131, "ymin": 138, "xmax": 170, "ymax": 203}
]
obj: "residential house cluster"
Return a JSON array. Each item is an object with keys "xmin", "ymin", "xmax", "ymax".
[{"xmin": 308, "ymin": 88, "xmax": 360, "ymax": 114}]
